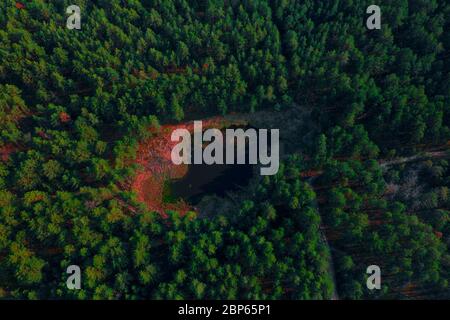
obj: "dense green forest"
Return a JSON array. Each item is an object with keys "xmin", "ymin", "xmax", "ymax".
[{"xmin": 0, "ymin": 0, "xmax": 449, "ymax": 299}]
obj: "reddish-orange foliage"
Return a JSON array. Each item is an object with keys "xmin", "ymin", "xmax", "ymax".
[
  {"xmin": 15, "ymin": 2, "xmax": 25, "ymax": 9},
  {"xmin": 59, "ymin": 112, "xmax": 71, "ymax": 123},
  {"xmin": 0, "ymin": 144, "xmax": 18, "ymax": 162},
  {"xmin": 130, "ymin": 117, "xmax": 231, "ymax": 216},
  {"xmin": 37, "ymin": 130, "xmax": 51, "ymax": 140},
  {"xmin": 300, "ymin": 169, "xmax": 323, "ymax": 178}
]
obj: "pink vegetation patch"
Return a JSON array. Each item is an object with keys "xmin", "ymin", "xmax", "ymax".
[
  {"xmin": 0, "ymin": 144, "xmax": 18, "ymax": 162},
  {"xmin": 130, "ymin": 116, "xmax": 233, "ymax": 216}
]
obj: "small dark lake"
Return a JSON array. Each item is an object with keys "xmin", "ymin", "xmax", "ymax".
[
  {"xmin": 170, "ymin": 162, "xmax": 253, "ymax": 204},
  {"xmin": 170, "ymin": 126, "xmax": 256, "ymax": 204}
]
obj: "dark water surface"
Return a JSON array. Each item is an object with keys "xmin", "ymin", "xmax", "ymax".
[
  {"xmin": 170, "ymin": 125, "xmax": 269, "ymax": 204},
  {"xmin": 169, "ymin": 126, "xmax": 278, "ymax": 205},
  {"xmin": 170, "ymin": 162, "xmax": 253, "ymax": 204}
]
